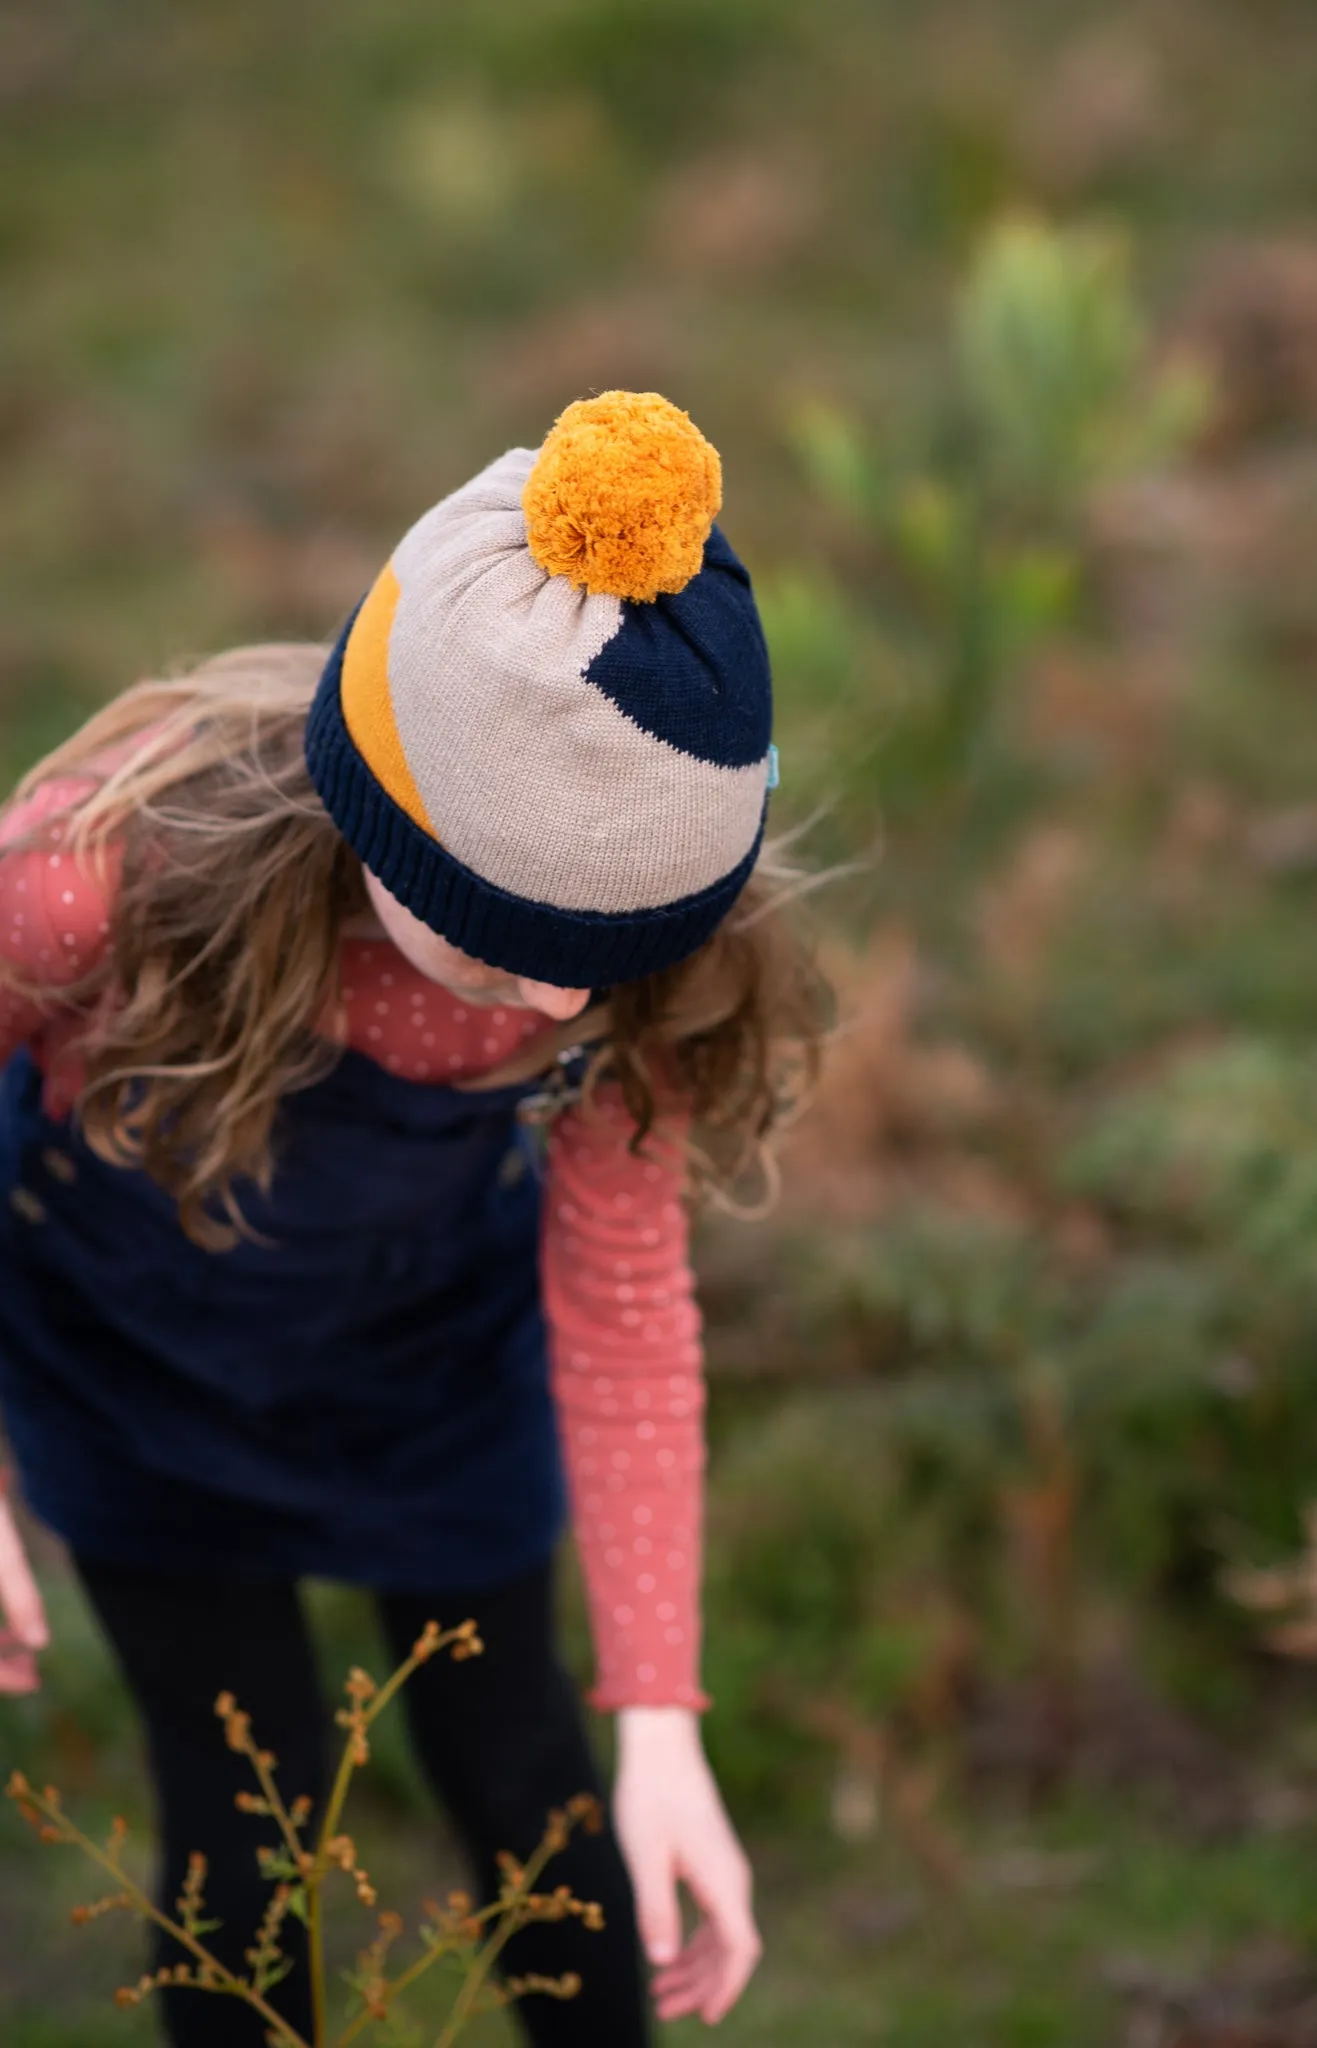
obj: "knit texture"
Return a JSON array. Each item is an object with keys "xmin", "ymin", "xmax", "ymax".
[{"xmin": 304, "ymin": 396, "xmax": 774, "ymax": 988}]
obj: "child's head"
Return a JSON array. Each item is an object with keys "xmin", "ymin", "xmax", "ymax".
[
  {"xmin": 2, "ymin": 393, "xmax": 827, "ymax": 1241},
  {"xmin": 305, "ymin": 390, "xmax": 773, "ymax": 997}
]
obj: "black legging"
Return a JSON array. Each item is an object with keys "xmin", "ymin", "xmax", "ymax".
[{"xmin": 73, "ymin": 1554, "xmax": 651, "ymax": 2047}]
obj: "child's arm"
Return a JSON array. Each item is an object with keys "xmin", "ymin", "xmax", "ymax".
[
  {"xmin": 541, "ymin": 1089, "xmax": 710, "ymax": 1712},
  {"xmin": 542, "ymin": 1095, "xmax": 763, "ymax": 2023},
  {"xmin": 0, "ymin": 776, "xmax": 113, "ymax": 1694},
  {"xmin": 0, "ymin": 1477, "xmax": 48, "ymax": 1693},
  {"xmin": 0, "ymin": 775, "xmax": 114, "ymax": 1079}
]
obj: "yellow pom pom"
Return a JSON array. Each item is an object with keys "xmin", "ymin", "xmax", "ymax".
[{"xmin": 522, "ymin": 391, "xmax": 722, "ymax": 603}]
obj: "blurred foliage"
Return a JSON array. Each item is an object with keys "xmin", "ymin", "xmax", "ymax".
[
  {"xmin": 956, "ymin": 218, "xmax": 1207, "ymax": 501},
  {"xmin": 695, "ymin": 180, "xmax": 1317, "ymax": 1835},
  {"xmin": 774, "ymin": 218, "xmax": 1210, "ymax": 848}
]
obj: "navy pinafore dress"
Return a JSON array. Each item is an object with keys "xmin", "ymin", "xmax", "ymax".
[{"xmin": 0, "ymin": 1040, "xmax": 569, "ymax": 1593}]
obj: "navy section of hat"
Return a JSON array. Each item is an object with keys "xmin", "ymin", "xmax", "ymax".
[{"xmin": 581, "ymin": 527, "xmax": 772, "ymax": 767}]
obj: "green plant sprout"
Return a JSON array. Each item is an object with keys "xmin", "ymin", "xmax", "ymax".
[
  {"xmin": 773, "ymin": 215, "xmax": 1213, "ymax": 836},
  {"xmin": 5, "ymin": 1616, "xmax": 603, "ymax": 2047}
]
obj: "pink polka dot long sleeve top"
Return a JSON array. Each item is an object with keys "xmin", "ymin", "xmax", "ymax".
[{"xmin": 0, "ymin": 776, "xmax": 710, "ymax": 1712}]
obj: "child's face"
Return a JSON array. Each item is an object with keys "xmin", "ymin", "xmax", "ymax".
[{"xmin": 361, "ymin": 869, "xmax": 591, "ymax": 1023}]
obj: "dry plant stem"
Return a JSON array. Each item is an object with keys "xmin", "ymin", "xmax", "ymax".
[
  {"xmin": 334, "ymin": 1808, "xmax": 593, "ymax": 2048},
  {"xmin": 330, "ymin": 1900, "xmax": 506, "ymax": 2048},
  {"xmin": 430, "ymin": 1836, "xmax": 569, "ymax": 2048},
  {"xmin": 309, "ymin": 1722, "xmax": 372, "ymax": 2040},
  {"xmin": 236, "ymin": 1739, "xmax": 324, "ymax": 2041},
  {"xmin": 310, "ymin": 1628, "xmax": 473, "ymax": 2046},
  {"xmin": 246, "ymin": 1743, "xmax": 311, "ymax": 1873},
  {"xmin": 7, "ymin": 1782, "xmax": 308, "ymax": 2047},
  {"xmin": 7, "ymin": 1619, "xmax": 599, "ymax": 2048}
]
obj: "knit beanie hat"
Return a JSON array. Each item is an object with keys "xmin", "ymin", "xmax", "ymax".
[{"xmin": 304, "ymin": 390, "xmax": 774, "ymax": 989}]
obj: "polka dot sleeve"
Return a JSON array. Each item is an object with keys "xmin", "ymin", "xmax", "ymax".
[
  {"xmin": 541, "ymin": 1088, "xmax": 712, "ymax": 1713},
  {"xmin": 0, "ymin": 777, "xmax": 114, "ymax": 1092}
]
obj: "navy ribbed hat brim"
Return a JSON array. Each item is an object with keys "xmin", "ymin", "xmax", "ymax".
[{"xmin": 304, "ymin": 612, "xmax": 765, "ymax": 989}]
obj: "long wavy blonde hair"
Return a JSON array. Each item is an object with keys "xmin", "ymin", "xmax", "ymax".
[{"xmin": 0, "ymin": 644, "xmax": 831, "ymax": 1246}]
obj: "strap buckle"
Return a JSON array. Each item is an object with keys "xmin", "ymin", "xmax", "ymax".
[{"xmin": 516, "ymin": 1045, "xmax": 586, "ymax": 1127}]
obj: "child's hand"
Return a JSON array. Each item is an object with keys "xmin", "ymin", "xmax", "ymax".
[
  {"xmin": 0, "ymin": 1486, "xmax": 47, "ymax": 1693},
  {"xmin": 613, "ymin": 1705, "xmax": 762, "ymax": 2025}
]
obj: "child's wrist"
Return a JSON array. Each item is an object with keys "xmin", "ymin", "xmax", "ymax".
[{"xmin": 615, "ymin": 1703, "xmax": 703, "ymax": 1762}]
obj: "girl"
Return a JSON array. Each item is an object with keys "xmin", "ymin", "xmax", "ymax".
[{"xmin": 0, "ymin": 391, "xmax": 824, "ymax": 2045}]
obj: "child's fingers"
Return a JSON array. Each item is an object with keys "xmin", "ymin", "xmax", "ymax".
[
  {"xmin": 656, "ymin": 1988, "xmax": 716, "ymax": 2024},
  {"xmin": 652, "ymin": 1922, "xmax": 718, "ymax": 2003},
  {"xmin": 652, "ymin": 1920, "xmax": 717, "ymax": 1979},
  {"xmin": 655, "ymin": 1954, "xmax": 719, "ymax": 2023},
  {"xmin": 0, "ymin": 1644, "xmax": 40, "ymax": 1694},
  {"xmin": 0, "ymin": 1498, "xmax": 47, "ymax": 1649},
  {"xmin": 624, "ymin": 1842, "xmax": 683, "ymax": 1969},
  {"xmin": 680, "ymin": 1898, "xmax": 761, "ymax": 2024},
  {"xmin": 654, "ymin": 1917, "xmax": 757, "ymax": 2024},
  {"xmin": 681, "ymin": 1852, "xmax": 761, "ymax": 2023},
  {"xmin": 700, "ymin": 1934, "xmax": 762, "ymax": 2027}
]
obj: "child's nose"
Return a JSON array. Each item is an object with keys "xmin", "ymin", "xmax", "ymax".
[{"xmin": 515, "ymin": 979, "xmax": 591, "ymax": 1021}]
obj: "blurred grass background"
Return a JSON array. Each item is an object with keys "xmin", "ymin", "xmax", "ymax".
[{"xmin": 6, "ymin": 0, "xmax": 1317, "ymax": 2041}]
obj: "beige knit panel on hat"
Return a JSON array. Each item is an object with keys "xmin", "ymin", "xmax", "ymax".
[{"xmin": 384, "ymin": 450, "xmax": 767, "ymax": 916}]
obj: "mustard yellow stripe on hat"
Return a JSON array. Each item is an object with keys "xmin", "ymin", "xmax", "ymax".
[{"xmin": 339, "ymin": 561, "xmax": 435, "ymax": 836}]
